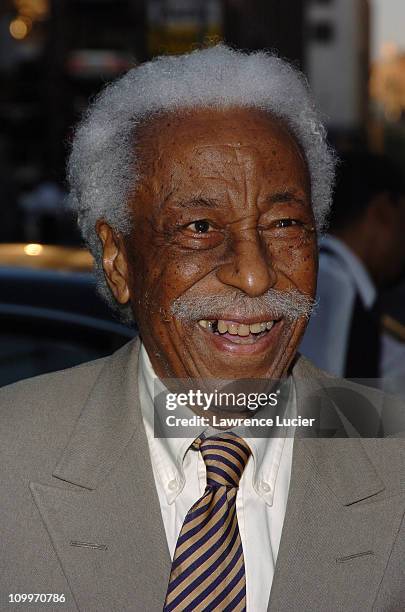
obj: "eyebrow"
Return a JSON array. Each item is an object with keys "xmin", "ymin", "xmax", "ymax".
[
  {"xmin": 170, "ymin": 197, "xmax": 221, "ymax": 210},
  {"xmin": 163, "ymin": 191, "xmax": 307, "ymax": 211},
  {"xmin": 265, "ymin": 191, "xmax": 307, "ymax": 206}
]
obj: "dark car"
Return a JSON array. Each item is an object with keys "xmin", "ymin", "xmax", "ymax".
[{"xmin": 0, "ymin": 244, "xmax": 135, "ymax": 387}]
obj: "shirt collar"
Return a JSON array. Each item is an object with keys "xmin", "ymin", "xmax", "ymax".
[
  {"xmin": 138, "ymin": 343, "xmax": 196, "ymax": 503},
  {"xmin": 138, "ymin": 342, "xmax": 295, "ymax": 506},
  {"xmin": 320, "ymin": 234, "xmax": 377, "ymax": 308}
]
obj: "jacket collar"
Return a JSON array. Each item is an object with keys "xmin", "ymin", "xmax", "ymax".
[
  {"xmin": 52, "ymin": 341, "xmax": 385, "ymax": 506},
  {"xmin": 53, "ymin": 339, "xmax": 142, "ymax": 490},
  {"xmin": 291, "ymin": 354, "xmax": 385, "ymax": 505}
]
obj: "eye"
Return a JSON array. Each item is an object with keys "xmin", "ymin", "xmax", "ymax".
[
  {"xmin": 187, "ymin": 219, "xmax": 212, "ymax": 234},
  {"xmin": 177, "ymin": 218, "xmax": 224, "ymax": 250},
  {"xmin": 275, "ymin": 219, "xmax": 301, "ymax": 228}
]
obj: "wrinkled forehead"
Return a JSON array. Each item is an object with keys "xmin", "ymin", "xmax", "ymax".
[{"xmin": 133, "ymin": 106, "xmax": 310, "ymax": 197}]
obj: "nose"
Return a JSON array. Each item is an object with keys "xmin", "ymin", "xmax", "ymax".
[{"xmin": 216, "ymin": 232, "xmax": 276, "ymax": 297}]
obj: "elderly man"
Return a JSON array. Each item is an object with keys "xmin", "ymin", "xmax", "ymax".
[{"xmin": 1, "ymin": 46, "xmax": 405, "ymax": 612}]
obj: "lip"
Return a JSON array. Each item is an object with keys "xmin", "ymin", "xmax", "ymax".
[
  {"xmin": 197, "ymin": 315, "xmax": 281, "ymax": 325},
  {"xmin": 197, "ymin": 318, "xmax": 285, "ymax": 355}
]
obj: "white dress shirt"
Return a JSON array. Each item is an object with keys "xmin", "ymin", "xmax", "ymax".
[
  {"xmin": 301, "ymin": 234, "xmax": 377, "ymax": 377},
  {"xmin": 137, "ymin": 343, "xmax": 294, "ymax": 611}
]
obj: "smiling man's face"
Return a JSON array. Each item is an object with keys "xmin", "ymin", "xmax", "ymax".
[{"xmin": 99, "ymin": 107, "xmax": 318, "ymax": 380}]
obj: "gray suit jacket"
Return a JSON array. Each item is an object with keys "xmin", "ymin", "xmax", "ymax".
[{"xmin": 1, "ymin": 338, "xmax": 405, "ymax": 611}]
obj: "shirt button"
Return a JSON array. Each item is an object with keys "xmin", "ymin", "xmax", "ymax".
[
  {"xmin": 168, "ymin": 479, "xmax": 179, "ymax": 491},
  {"xmin": 260, "ymin": 481, "xmax": 271, "ymax": 493}
]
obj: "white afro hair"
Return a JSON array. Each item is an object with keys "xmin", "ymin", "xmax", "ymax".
[{"xmin": 67, "ymin": 44, "xmax": 335, "ymax": 321}]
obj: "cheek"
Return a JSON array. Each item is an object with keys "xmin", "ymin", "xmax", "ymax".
[
  {"xmin": 269, "ymin": 237, "xmax": 318, "ymax": 294},
  {"xmin": 167, "ymin": 258, "xmax": 208, "ymax": 287},
  {"xmin": 129, "ymin": 248, "xmax": 214, "ymax": 320},
  {"xmin": 295, "ymin": 247, "xmax": 318, "ymax": 294}
]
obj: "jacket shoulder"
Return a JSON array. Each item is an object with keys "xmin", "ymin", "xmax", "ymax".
[
  {"xmin": 0, "ymin": 354, "xmax": 107, "ymax": 410},
  {"xmin": 0, "ymin": 356, "xmax": 109, "ymax": 464},
  {"xmin": 294, "ymin": 352, "xmax": 386, "ymax": 398},
  {"xmin": 294, "ymin": 353, "xmax": 405, "ymax": 437}
]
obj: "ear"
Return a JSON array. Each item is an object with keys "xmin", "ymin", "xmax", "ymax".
[{"xmin": 96, "ymin": 220, "xmax": 130, "ymax": 305}]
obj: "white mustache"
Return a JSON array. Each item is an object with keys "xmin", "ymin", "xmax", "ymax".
[{"xmin": 170, "ymin": 289, "xmax": 316, "ymax": 322}]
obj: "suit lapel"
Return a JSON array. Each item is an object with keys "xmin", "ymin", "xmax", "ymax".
[
  {"xmin": 268, "ymin": 358, "xmax": 405, "ymax": 611},
  {"xmin": 30, "ymin": 339, "xmax": 171, "ymax": 612},
  {"xmin": 29, "ymin": 345, "xmax": 405, "ymax": 611}
]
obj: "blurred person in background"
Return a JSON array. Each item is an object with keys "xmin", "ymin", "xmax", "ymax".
[
  {"xmin": 301, "ymin": 151, "xmax": 405, "ymax": 380},
  {"xmin": 380, "ymin": 279, "xmax": 405, "ymax": 397}
]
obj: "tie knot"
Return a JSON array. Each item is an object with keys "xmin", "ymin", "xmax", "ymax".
[{"xmin": 195, "ymin": 432, "xmax": 251, "ymax": 488}]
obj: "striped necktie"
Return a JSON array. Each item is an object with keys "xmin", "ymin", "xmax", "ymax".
[{"xmin": 163, "ymin": 432, "xmax": 251, "ymax": 612}]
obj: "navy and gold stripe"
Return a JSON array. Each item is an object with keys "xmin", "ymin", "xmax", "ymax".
[{"xmin": 163, "ymin": 432, "xmax": 251, "ymax": 612}]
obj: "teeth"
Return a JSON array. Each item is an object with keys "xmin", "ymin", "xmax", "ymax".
[
  {"xmin": 228, "ymin": 323, "xmax": 238, "ymax": 335},
  {"xmin": 217, "ymin": 320, "xmax": 228, "ymax": 334},
  {"xmin": 198, "ymin": 319, "xmax": 276, "ymax": 336},
  {"xmin": 249, "ymin": 323, "xmax": 262, "ymax": 334},
  {"xmin": 238, "ymin": 324, "xmax": 250, "ymax": 336}
]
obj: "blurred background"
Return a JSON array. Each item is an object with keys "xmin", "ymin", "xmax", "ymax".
[{"xmin": 1, "ymin": 0, "xmax": 405, "ymax": 396}]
